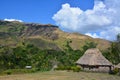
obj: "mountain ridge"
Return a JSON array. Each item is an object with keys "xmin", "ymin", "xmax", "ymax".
[{"xmin": 0, "ymin": 20, "xmax": 111, "ymax": 50}]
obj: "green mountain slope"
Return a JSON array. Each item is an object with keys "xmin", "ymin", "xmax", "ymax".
[{"xmin": 0, "ymin": 20, "xmax": 111, "ymax": 50}]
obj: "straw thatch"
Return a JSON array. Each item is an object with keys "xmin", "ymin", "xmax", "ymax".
[
  {"xmin": 116, "ymin": 63, "xmax": 120, "ymax": 69},
  {"xmin": 76, "ymin": 48, "xmax": 112, "ymax": 67}
]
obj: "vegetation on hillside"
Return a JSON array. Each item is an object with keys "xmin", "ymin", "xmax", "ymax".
[
  {"xmin": 102, "ymin": 34, "xmax": 120, "ymax": 64},
  {"xmin": 0, "ymin": 40, "xmax": 98, "ymax": 73}
]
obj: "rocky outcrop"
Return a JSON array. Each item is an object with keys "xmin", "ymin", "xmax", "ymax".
[{"xmin": 23, "ymin": 23, "xmax": 59, "ymax": 40}]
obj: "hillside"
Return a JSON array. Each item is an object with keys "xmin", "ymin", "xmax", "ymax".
[{"xmin": 0, "ymin": 20, "xmax": 110, "ymax": 50}]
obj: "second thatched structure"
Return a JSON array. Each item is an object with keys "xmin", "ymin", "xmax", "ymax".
[
  {"xmin": 115, "ymin": 63, "xmax": 120, "ymax": 69},
  {"xmin": 76, "ymin": 48, "xmax": 113, "ymax": 72}
]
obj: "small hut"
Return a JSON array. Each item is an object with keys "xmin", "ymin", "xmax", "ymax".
[{"xmin": 76, "ymin": 48, "xmax": 112, "ymax": 72}]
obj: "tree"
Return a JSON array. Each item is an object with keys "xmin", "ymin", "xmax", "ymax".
[
  {"xmin": 103, "ymin": 34, "xmax": 120, "ymax": 64},
  {"xmin": 13, "ymin": 46, "xmax": 29, "ymax": 68},
  {"xmin": 0, "ymin": 46, "xmax": 13, "ymax": 69},
  {"xmin": 111, "ymin": 43, "xmax": 120, "ymax": 64},
  {"xmin": 117, "ymin": 33, "xmax": 120, "ymax": 42},
  {"xmin": 82, "ymin": 41, "xmax": 97, "ymax": 52}
]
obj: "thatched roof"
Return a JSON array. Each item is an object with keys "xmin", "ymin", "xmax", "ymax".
[
  {"xmin": 76, "ymin": 48, "xmax": 112, "ymax": 66},
  {"xmin": 116, "ymin": 63, "xmax": 120, "ymax": 68}
]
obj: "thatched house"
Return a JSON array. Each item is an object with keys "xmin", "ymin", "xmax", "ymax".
[{"xmin": 76, "ymin": 48, "xmax": 112, "ymax": 72}]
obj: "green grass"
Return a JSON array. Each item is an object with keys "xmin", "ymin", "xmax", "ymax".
[{"xmin": 0, "ymin": 71, "xmax": 119, "ymax": 80}]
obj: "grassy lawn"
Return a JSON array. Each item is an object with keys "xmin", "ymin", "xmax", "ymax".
[{"xmin": 0, "ymin": 71, "xmax": 119, "ymax": 80}]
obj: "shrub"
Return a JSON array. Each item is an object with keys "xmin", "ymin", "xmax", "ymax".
[
  {"xmin": 71, "ymin": 66, "xmax": 81, "ymax": 72},
  {"xmin": 109, "ymin": 68, "xmax": 119, "ymax": 75},
  {"xmin": 4, "ymin": 70, "xmax": 12, "ymax": 75},
  {"xmin": 3, "ymin": 68, "xmax": 38, "ymax": 75},
  {"xmin": 30, "ymin": 68, "xmax": 37, "ymax": 73},
  {"xmin": 55, "ymin": 66, "xmax": 81, "ymax": 72},
  {"xmin": 113, "ymin": 68, "xmax": 119, "ymax": 74}
]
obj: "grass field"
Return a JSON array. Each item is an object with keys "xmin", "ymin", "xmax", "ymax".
[{"xmin": 0, "ymin": 71, "xmax": 119, "ymax": 80}]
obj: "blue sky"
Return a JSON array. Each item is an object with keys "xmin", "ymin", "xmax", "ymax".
[
  {"xmin": 0, "ymin": 0, "xmax": 94, "ymax": 24},
  {"xmin": 0, "ymin": 0, "xmax": 120, "ymax": 41}
]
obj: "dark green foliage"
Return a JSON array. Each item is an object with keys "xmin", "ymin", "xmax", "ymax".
[
  {"xmin": 0, "ymin": 40, "xmax": 84, "ymax": 73},
  {"xmin": 60, "ymin": 40, "xmax": 83, "ymax": 67},
  {"xmin": 113, "ymin": 68, "xmax": 119, "ymax": 74},
  {"xmin": 82, "ymin": 41, "xmax": 97, "ymax": 52},
  {"xmin": 102, "ymin": 43, "xmax": 120, "ymax": 64},
  {"xmin": 102, "ymin": 34, "xmax": 120, "ymax": 64},
  {"xmin": 2, "ymin": 69, "xmax": 37, "ymax": 75},
  {"xmin": 4, "ymin": 69, "xmax": 12, "ymax": 75},
  {"xmin": 71, "ymin": 66, "xmax": 81, "ymax": 72},
  {"xmin": 55, "ymin": 66, "xmax": 81, "ymax": 72},
  {"xmin": 0, "ymin": 46, "xmax": 14, "ymax": 69}
]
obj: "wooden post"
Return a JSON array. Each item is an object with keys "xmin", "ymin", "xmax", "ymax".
[
  {"xmin": 109, "ymin": 66, "xmax": 112, "ymax": 73},
  {"xmin": 83, "ymin": 66, "xmax": 84, "ymax": 69},
  {"xmin": 118, "ymin": 68, "xmax": 120, "ymax": 76},
  {"xmin": 81, "ymin": 65, "xmax": 84, "ymax": 70}
]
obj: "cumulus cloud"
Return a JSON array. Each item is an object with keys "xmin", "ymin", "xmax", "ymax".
[
  {"xmin": 52, "ymin": 0, "xmax": 120, "ymax": 41},
  {"xmin": 4, "ymin": 18, "xmax": 23, "ymax": 22},
  {"xmin": 85, "ymin": 33, "xmax": 99, "ymax": 38}
]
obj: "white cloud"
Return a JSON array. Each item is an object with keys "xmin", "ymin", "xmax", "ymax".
[
  {"xmin": 99, "ymin": 26, "xmax": 120, "ymax": 40},
  {"xmin": 4, "ymin": 18, "xmax": 23, "ymax": 22},
  {"xmin": 52, "ymin": 0, "xmax": 120, "ymax": 41},
  {"xmin": 85, "ymin": 33, "xmax": 99, "ymax": 38}
]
